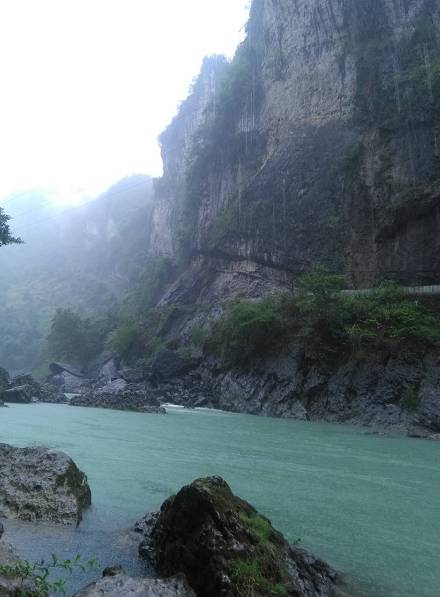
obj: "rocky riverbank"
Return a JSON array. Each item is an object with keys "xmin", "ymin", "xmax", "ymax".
[
  {"xmin": 43, "ymin": 346, "xmax": 440, "ymax": 439},
  {"xmin": 3, "ymin": 337, "xmax": 440, "ymax": 438}
]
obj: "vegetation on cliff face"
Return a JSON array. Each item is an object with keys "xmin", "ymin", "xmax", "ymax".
[
  {"xmin": 205, "ymin": 268, "xmax": 440, "ymax": 367},
  {"xmin": 47, "ymin": 266, "xmax": 440, "ymax": 373}
]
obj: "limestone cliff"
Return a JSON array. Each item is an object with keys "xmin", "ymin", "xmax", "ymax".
[{"xmin": 151, "ymin": 0, "xmax": 440, "ymax": 314}]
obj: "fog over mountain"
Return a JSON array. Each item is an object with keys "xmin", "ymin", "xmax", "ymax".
[{"xmin": 0, "ymin": 176, "xmax": 154, "ymax": 372}]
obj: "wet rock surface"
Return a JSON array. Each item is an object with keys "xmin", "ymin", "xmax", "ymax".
[
  {"xmin": 168, "ymin": 348, "xmax": 440, "ymax": 435},
  {"xmin": 74, "ymin": 569, "xmax": 196, "ymax": 597},
  {"xmin": 0, "ymin": 444, "xmax": 91, "ymax": 525},
  {"xmin": 43, "ymin": 345, "xmax": 440, "ymax": 435},
  {"xmin": 137, "ymin": 476, "xmax": 340, "ymax": 597},
  {"xmin": 70, "ymin": 384, "xmax": 167, "ymax": 414}
]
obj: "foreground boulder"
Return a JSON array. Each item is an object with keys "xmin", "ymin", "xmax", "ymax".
[
  {"xmin": 74, "ymin": 568, "xmax": 195, "ymax": 597},
  {"xmin": 137, "ymin": 477, "xmax": 339, "ymax": 597},
  {"xmin": 0, "ymin": 444, "xmax": 91, "ymax": 525}
]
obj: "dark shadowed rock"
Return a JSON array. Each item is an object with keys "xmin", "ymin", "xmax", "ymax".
[
  {"xmin": 38, "ymin": 382, "xmax": 66, "ymax": 403},
  {"xmin": 88, "ymin": 351, "xmax": 120, "ymax": 382},
  {"xmin": 74, "ymin": 571, "xmax": 196, "ymax": 597},
  {"xmin": 0, "ymin": 444, "xmax": 91, "ymax": 525},
  {"xmin": 138, "ymin": 477, "xmax": 339, "ymax": 597},
  {"xmin": 70, "ymin": 384, "xmax": 166, "ymax": 413},
  {"xmin": 2, "ymin": 374, "xmax": 61, "ymax": 403},
  {"xmin": 152, "ymin": 350, "xmax": 197, "ymax": 382},
  {"xmin": 95, "ymin": 378, "xmax": 128, "ymax": 395},
  {"xmin": 11, "ymin": 373, "xmax": 37, "ymax": 389},
  {"xmin": 1, "ymin": 384, "xmax": 33, "ymax": 404},
  {"xmin": 0, "ymin": 367, "xmax": 10, "ymax": 392},
  {"xmin": 120, "ymin": 367, "xmax": 147, "ymax": 383}
]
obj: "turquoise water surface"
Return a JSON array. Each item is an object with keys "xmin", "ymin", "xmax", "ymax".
[{"xmin": 0, "ymin": 403, "xmax": 439, "ymax": 596}]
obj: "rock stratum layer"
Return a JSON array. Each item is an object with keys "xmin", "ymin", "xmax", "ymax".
[{"xmin": 0, "ymin": 444, "xmax": 91, "ymax": 525}]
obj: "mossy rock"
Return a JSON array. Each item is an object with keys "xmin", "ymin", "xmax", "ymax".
[{"xmin": 139, "ymin": 476, "xmax": 339, "ymax": 597}]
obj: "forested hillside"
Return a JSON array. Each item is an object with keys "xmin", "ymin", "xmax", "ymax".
[{"xmin": 0, "ymin": 175, "xmax": 155, "ymax": 373}]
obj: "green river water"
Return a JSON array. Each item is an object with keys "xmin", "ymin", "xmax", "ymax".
[{"xmin": 0, "ymin": 403, "xmax": 439, "ymax": 596}]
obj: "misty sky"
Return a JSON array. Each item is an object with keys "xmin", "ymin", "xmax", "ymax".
[{"xmin": 0, "ymin": 0, "xmax": 249, "ymax": 204}]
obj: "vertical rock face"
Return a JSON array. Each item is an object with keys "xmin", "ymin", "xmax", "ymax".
[
  {"xmin": 150, "ymin": 0, "xmax": 440, "ymax": 316},
  {"xmin": 151, "ymin": 56, "xmax": 229, "ymax": 259}
]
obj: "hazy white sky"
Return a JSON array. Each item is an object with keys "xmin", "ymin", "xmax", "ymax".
[{"xmin": 0, "ymin": 0, "xmax": 249, "ymax": 203}]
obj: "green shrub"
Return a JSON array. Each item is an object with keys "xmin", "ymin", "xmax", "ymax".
[
  {"xmin": 0, "ymin": 553, "xmax": 96, "ymax": 597},
  {"xmin": 126, "ymin": 256, "xmax": 174, "ymax": 313},
  {"xmin": 239, "ymin": 511, "xmax": 272, "ymax": 543},
  {"xmin": 190, "ymin": 325, "xmax": 209, "ymax": 348},
  {"xmin": 401, "ymin": 384, "xmax": 421, "ymax": 411},
  {"xmin": 207, "ymin": 297, "xmax": 285, "ymax": 366},
  {"xmin": 294, "ymin": 267, "xmax": 350, "ymax": 352},
  {"xmin": 110, "ymin": 320, "xmax": 145, "ymax": 364},
  {"xmin": 297, "ymin": 265, "xmax": 347, "ymax": 298},
  {"xmin": 342, "ymin": 283, "xmax": 440, "ymax": 351},
  {"xmin": 176, "ymin": 345, "xmax": 193, "ymax": 360},
  {"xmin": 229, "ymin": 559, "xmax": 284, "ymax": 596},
  {"xmin": 47, "ymin": 309, "xmax": 112, "ymax": 367}
]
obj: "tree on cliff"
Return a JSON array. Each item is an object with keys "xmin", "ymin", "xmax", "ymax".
[
  {"xmin": 47, "ymin": 308, "xmax": 109, "ymax": 367},
  {"xmin": 0, "ymin": 207, "xmax": 22, "ymax": 247}
]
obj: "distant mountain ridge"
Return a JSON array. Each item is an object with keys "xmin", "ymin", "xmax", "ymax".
[{"xmin": 0, "ymin": 175, "xmax": 153, "ymax": 373}]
